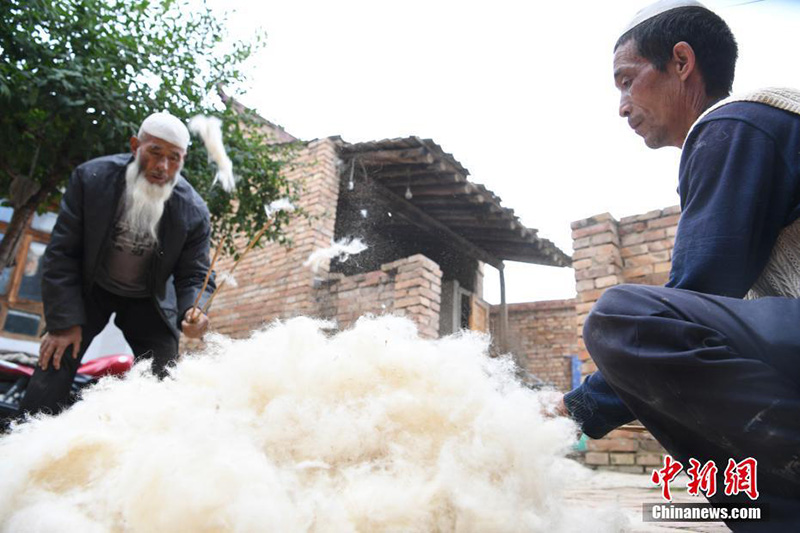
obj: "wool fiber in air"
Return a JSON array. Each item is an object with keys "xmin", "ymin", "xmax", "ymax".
[
  {"xmin": 188, "ymin": 115, "xmax": 235, "ymax": 193},
  {"xmin": 304, "ymin": 238, "xmax": 368, "ymax": 273}
]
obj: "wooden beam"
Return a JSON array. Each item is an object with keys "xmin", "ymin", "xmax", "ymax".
[
  {"xmin": 368, "ymin": 160, "xmax": 467, "ymax": 179},
  {"xmin": 407, "ymin": 196, "xmax": 486, "ymax": 208},
  {"xmin": 479, "ymin": 241, "xmax": 569, "ymax": 260},
  {"xmin": 378, "ymin": 173, "xmax": 464, "ymax": 186},
  {"xmin": 385, "ymin": 183, "xmax": 476, "ymax": 197},
  {"xmin": 491, "ymin": 251, "xmax": 570, "ymax": 267},
  {"xmin": 402, "ymin": 233, "xmax": 566, "ymax": 268},
  {"xmin": 370, "ymin": 161, "xmax": 451, "ymax": 177},
  {"xmin": 355, "ymin": 147, "xmax": 434, "ymax": 166},
  {"xmin": 425, "ymin": 211, "xmax": 515, "ymax": 224},
  {"xmin": 470, "ymin": 241, "xmax": 544, "ymax": 253},
  {"xmin": 427, "ymin": 218, "xmax": 518, "ymax": 230},
  {"xmin": 418, "ymin": 203, "xmax": 506, "ymax": 217},
  {"xmin": 465, "ymin": 227, "xmax": 537, "ymax": 240},
  {"xmin": 367, "ymin": 181, "xmax": 504, "ymax": 269},
  {"xmin": 464, "ymin": 238, "xmax": 571, "ymax": 266},
  {"xmin": 468, "ymin": 236, "xmax": 541, "ymax": 247}
]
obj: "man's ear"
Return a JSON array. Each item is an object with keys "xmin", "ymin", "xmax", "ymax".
[
  {"xmin": 130, "ymin": 136, "xmax": 140, "ymax": 155},
  {"xmin": 672, "ymin": 41, "xmax": 696, "ymax": 82}
]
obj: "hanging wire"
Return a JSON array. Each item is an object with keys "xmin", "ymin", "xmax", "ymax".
[
  {"xmin": 347, "ymin": 158, "xmax": 355, "ymax": 191},
  {"xmin": 721, "ymin": 0, "xmax": 765, "ymax": 7}
]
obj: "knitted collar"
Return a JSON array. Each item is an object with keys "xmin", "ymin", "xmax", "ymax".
[{"xmin": 685, "ymin": 87, "xmax": 800, "ymax": 146}]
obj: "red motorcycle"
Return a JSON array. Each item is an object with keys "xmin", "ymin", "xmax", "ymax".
[{"xmin": 0, "ymin": 352, "xmax": 133, "ymax": 426}]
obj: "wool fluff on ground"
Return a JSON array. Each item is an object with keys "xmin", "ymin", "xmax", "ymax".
[{"xmin": 0, "ymin": 316, "xmax": 622, "ymax": 532}]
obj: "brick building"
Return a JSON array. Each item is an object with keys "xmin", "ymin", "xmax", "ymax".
[{"xmin": 208, "ymin": 121, "xmax": 571, "ymax": 344}]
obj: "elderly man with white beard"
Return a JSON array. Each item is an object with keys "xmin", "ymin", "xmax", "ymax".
[{"xmin": 20, "ymin": 112, "xmax": 214, "ymax": 416}]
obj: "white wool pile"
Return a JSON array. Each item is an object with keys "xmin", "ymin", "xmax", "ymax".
[
  {"xmin": 304, "ymin": 237, "xmax": 368, "ymax": 273},
  {"xmin": 0, "ymin": 316, "xmax": 621, "ymax": 532},
  {"xmin": 188, "ymin": 115, "xmax": 235, "ymax": 193}
]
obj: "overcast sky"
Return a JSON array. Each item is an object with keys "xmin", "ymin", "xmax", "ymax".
[{"xmin": 208, "ymin": 0, "xmax": 800, "ymax": 304}]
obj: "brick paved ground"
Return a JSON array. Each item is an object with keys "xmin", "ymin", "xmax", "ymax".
[{"xmin": 562, "ymin": 468, "xmax": 730, "ymax": 532}]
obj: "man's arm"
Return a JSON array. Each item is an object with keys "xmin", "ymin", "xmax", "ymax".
[
  {"xmin": 173, "ymin": 203, "xmax": 215, "ymax": 337},
  {"xmin": 562, "ymin": 371, "xmax": 635, "ymax": 438},
  {"xmin": 41, "ymin": 169, "xmax": 87, "ymax": 330},
  {"xmin": 39, "ymin": 168, "xmax": 87, "ymax": 369}
]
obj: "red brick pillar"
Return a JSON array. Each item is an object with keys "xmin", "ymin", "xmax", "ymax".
[
  {"xmin": 571, "ymin": 213, "xmax": 623, "ymax": 376},
  {"xmin": 389, "ymin": 254, "xmax": 442, "ymax": 339}
]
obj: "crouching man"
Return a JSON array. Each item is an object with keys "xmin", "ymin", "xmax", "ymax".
[{"xmin": 22, "ymin": 112, "xmax": 214, "ymax": 415}]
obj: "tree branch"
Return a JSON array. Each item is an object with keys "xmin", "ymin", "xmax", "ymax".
[{"xmin": 0, "ymin": 160, "xmax": 22, "ymax": 182}]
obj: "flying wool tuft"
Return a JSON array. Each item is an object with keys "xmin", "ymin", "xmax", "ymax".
[
  {"xmin": 264, "ymin": 198, "xmax": 296, "ymax": 218},
  {"xmin": 217, "ymin": 271, "xmax": 238, "ymax": 288},
  {"xmin": 304, "ymin": 237, "xmax": 367, "ymax": 273},
  {"xmin": 188, "ymin": 115, "xmax": 236, "ymax": 193}
]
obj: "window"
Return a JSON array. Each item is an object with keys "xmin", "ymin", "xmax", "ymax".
[
  {"xmin": 18, "ymin": 241, "xmax": 46, "ymax": 302},
  {"xmin": 0, "ymin": 206, "xmax": 52, "ymax": 341},
  {"xmin": 4, "ymin": 309, "xmax": 41, "ymax": 336},
  {"xmin": 0, "ymin": 233, "xmax": 11, "ymax": 296},
  {"xmin": 439, "ymin": 279, "xmax": 475, "ymax": 336}
]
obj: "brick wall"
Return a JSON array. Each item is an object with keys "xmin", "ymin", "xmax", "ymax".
[
  {"xmin": 582, "ymin": 428, "xmax": 665, "ymax": 474},
  {"xmin": 318, "ymin": 254, "xmax": 443, "ymax": 339},
  {"xmin": 571, "ymin": 205, "xmax": 680, "ymax": 472},
  {"xmin": 207, "ymin": 138, "xmax": 341, "ymax": 338},
  {"xmin": 489, "ymin": 299, "xmax": 577, "ymax": 391},
  {"xmin": 619, "ymin": 207, "xmax": 680, "ymax": 286}
]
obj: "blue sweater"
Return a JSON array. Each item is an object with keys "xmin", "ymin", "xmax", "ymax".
[
  {"xmin": 670, "ymin": 101, "xmax": 800, "ymax": 297},
  {"xmin": 565, "ymin": 101, "xmax": 800, "ymax": 438}
]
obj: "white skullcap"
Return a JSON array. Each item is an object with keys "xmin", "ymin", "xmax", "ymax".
[
  {"xmin": 138, "ymin": 112, "xmax": 190, "ymax": 150},
  {"xmin": 621, "ymin": 0, "xmax": 707, "ymax": 36}
]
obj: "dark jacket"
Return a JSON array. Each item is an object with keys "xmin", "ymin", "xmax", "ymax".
[{"xmin": 41, "ymin": 153, "xmax": 215, "ymax": 339}]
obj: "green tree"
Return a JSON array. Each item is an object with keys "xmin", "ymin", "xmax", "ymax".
[{"xmin": 0, "ymin": 0, "xmax": 297, "ymax": 267}]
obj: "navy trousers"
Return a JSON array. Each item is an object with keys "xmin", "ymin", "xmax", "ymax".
[
  {"xmin": 571, "ymin": 284, "xmax": 800, "ymax": 531},
  {"xmin": 20, "ymin": 285, "xmax": 178, "ymax": 416}
]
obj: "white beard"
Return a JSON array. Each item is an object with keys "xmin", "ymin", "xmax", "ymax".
[{"xmin": 122, "ymin": 153, "xmax": 179, "ymax": 242}]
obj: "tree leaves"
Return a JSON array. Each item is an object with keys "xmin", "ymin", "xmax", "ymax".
[{"xmin": 0, "ymin": 0, "xmax": 295, "ymax": 254}]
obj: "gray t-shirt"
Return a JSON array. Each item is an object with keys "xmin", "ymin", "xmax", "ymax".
[{"xmin": 96, "ymin": 204, "xmax": 156, "ymax": 298}]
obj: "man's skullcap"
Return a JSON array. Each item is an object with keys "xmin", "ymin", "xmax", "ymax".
[
  {"xmin": 620, "ymin": 0, "xmax": 707, "ymax": 37},
  {"xmin": 138, "ymin": 112, "xmax": 190, "ymax": 150}
]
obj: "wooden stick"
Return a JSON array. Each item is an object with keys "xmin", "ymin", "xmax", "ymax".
[
  {"xmin": 201, "ymin": 220, "xmax": 273, "ymax": 314},
  {"xmin": 189, "ymin": 236, "xmax": 225, "ymax": 322}
]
